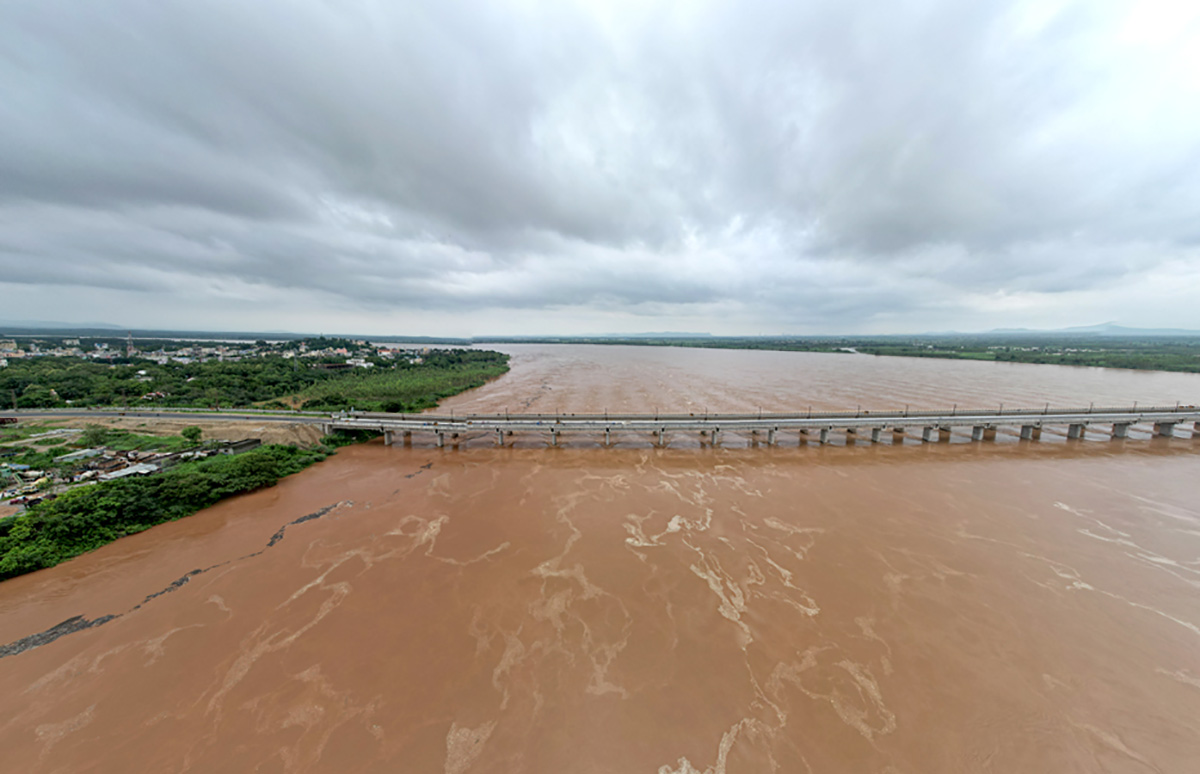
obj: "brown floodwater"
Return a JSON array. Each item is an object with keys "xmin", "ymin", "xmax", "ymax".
[{"xmin": 2, "ymin": 346, "xmax": 1200, "ymax": 773}]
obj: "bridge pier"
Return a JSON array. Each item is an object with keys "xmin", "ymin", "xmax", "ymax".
[{"xmin": 331, "ymin": 406, "xmax": 1199, "ymax": 452}]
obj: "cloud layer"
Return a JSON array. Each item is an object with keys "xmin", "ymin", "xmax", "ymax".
[{"xmin": 3, "ymin": 0, "xmax": 1200, "ymax": 334}]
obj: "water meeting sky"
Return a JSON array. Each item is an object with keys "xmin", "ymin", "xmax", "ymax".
[{"xmin": 3, "ymin": 0, "xmax": 1199, "ymax": 335}]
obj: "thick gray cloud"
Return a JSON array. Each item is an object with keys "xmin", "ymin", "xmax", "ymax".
[{"xmin": 2, "ymin": 0, "xmax": 1199, "ymax": 334}]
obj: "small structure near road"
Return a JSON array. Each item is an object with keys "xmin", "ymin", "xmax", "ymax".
[
  {"xmin": 99, "ymin": 462, "xmax": 160, "ymax": 481},
  {"xmin": 55, "ymin": 448, "xmax": 103, "ymax": 463}
]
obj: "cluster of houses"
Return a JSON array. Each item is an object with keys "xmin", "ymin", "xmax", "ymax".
[
  {"xmin": 1, "ymin": 437, "xmax": 262, "ymax": 510},
  {"xmin": 0, "ymin": 337, "xmax": 428, "ymax": 368}
]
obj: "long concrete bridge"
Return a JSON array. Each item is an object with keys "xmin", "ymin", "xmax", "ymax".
[{"xmin": 325, "ymin": 404, "xmax": 1200, "ymax": 448}]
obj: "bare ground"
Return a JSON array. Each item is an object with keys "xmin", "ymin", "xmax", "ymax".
[{"xmin": 12, "ymin": 416, "xmax": 326, "ymax": 447}]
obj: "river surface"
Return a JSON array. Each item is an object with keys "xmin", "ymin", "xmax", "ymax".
[{"xmin": 2, "ymin": 346, "xmax": 1200, "ymax": 773}]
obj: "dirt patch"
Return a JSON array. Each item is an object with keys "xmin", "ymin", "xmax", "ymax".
[{"xmin": 62, "ymin": 417, "xmax": 325, "ymax": 447}]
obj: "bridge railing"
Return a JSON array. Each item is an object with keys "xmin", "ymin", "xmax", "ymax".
[{"xmin": 337, "ymin": 404, "xmax": 1196, "ymax": 423}]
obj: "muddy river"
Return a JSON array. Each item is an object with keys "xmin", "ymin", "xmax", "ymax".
[{"xmin": 2, "ymin": 346, "xmax": 1199, "ymax": 772}]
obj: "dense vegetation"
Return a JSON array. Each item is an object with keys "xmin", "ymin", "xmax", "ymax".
[
  {"xmin": 294, "ymin": 349, "xmax": 510, "ymax": 411},
  {"xmin": 0, "ymin": 348, "xmax": 509, "ymax": 411},
  {"xmin": 851, "ymin": 336, "xmax": 1200, "ymax": 372},
  {"xmin": 0, "ymin": 444, "xmax": 328, "ymax": 580}
]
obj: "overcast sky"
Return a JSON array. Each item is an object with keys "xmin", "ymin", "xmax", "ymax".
[{"xmin": 3, "ymin": 0, "xmax": 1199, "ymax": 335}]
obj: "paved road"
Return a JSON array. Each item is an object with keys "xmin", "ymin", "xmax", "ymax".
[{"xmin": 2, "ymin": 409, "xmax": 327, "ymax": 424}]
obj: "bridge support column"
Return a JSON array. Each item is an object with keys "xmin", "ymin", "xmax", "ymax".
[
  {"xmin": 819, "ymin": 428, "xmax": 829, "ymax": 444},
  {"xmin": 496, "ymin": 428, "xmax": 504, "ymax": 446},
  {"xmin": 922, "ymin": 426, "xmax": 936, "ymax": 443},
  {"xmin": 767, "ymin": 428, "xmax": 776, "ymax": 445},
  {"xmin": 1154, "ymin": 422, "xmax": 1176, "ymax": 438},
  {"xmin": 436, "ymin": 431, "xmax": 445, "ymax": 448},
  {"xmin": 657, "ymin": 428, "xmax": 666, "ymax": 447},
  {"xmin": 1067, "ymin": 423, "xmax": 1084, "ymax": 440},
  {"xmin": 384, "ymin": 430, "xmax": 394, "ymax": 446},
  {"xmin": 1112, "ymin": 422, "xmax": 1130, "ymax": 439},
  {"xmin": 1193, "ymin": 421, "xmax": 1200, "ymax": 438},
  {"xmin": 551, "ymin": 429, "xmax": 558, "ymax": 446},
  {"xmin": 604, "ymin": 428, "xmax": 611, "ymax": 446},
  {"xmin": 971, "ymin": 425, "xmax": 984, "ymax": 441},
  {"xmin": 712, "ymin": 428, "xmax": 720, "ymax": 445},
  {"xmin": 320, "ymin": 423, "xmax": 332, "ymax": 436},
  {"xmin": 1020, "ymin": 425, "xmax": 1034, "ymax": 441},
  {"xmin": 871, "ymin": 427, "xmax": 881, "ymax": 443}
]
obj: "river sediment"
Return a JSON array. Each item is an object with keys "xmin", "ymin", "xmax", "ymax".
[{"xmin": 1, "ymin": 346, "xmax": 1198, "ymax": 772}]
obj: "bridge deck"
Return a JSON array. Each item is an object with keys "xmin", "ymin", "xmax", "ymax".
[{"xmin": 326, "ymin": 405, "xmax": 1200, "ymax": 446}]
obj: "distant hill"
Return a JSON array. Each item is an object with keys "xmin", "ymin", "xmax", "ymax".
[
  {"xmin": 592, "ymin": 331, "xmax": 714, "ymax": 338},
  {"xmin": 0, "ymin": 323, "xmax": 471, "ymax": 345},
  {"xmin": 987, "ymin": 322, "xmax": 1200, "ymax": 337},
  {"xmin": 0, "ymin": 319, "xmax": 122, "ymax": 330}
]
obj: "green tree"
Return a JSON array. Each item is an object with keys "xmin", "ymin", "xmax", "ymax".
[
  {"xmin": 181, "ymin": 426, "xmax": 203, "ymax": 445},
  {"xmin": 80, "ymin": 424, "xmax": 113, "ymax": 447},
  {"xmin": 16, "ymin": 384, "xmax": 58, "ymax": 409}
]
